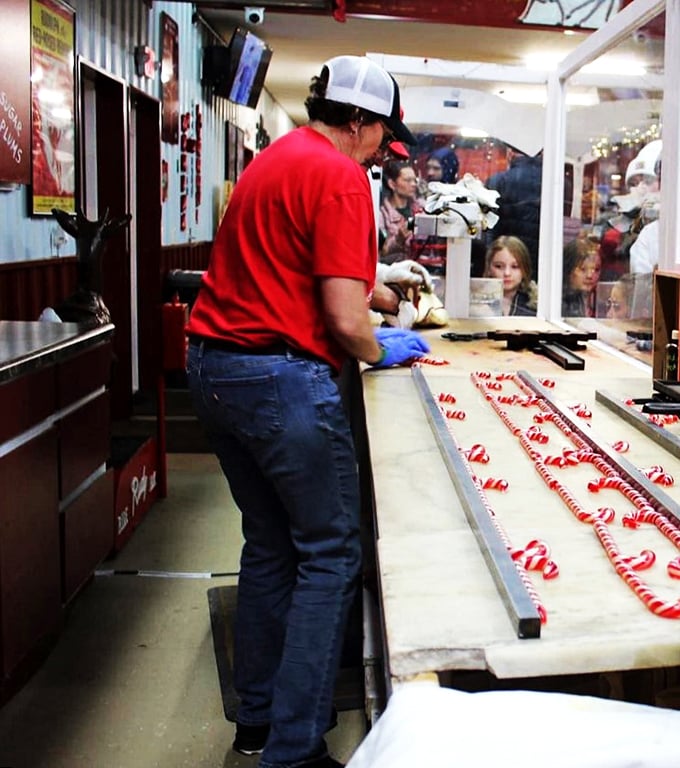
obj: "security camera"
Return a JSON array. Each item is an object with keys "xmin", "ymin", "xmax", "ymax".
[{"xmin": 245, "ymin": 7, "xmax": 264, "ymax": 25}]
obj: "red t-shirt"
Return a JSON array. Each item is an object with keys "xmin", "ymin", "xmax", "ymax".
[{"xmin": 187, "ymin": 126, "xmax": 377, "ymax": 371}]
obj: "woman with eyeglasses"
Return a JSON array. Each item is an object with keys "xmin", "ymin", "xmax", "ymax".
[
  {"xmin": 379, "ymin": 160, "xmax": 425, "ymax": 264},
  {"xmin": 562, "ymin": 236, "xmax": 602, "ymax": 317}
]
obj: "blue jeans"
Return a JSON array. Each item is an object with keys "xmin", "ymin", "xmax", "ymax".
[{"xmin": 186, "ymin": 342, "xmax": 362, "ymax": 767}]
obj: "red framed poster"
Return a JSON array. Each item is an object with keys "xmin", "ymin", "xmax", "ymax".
[
  {"xmin": 0, "ymin": 0, "xmax": 31, "ymax": 185},
  {"xmin": 160, "ymin": 12, "xmax": 179, "ymax": 145},
  {"xmin": 30, "ymin": 0, "xmax": 76, "ymax": 215}
]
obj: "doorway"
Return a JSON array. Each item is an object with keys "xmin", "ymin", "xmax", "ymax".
[{"xmin": 78, "ymin": 62, "xmax": 161, "ymax": 420}]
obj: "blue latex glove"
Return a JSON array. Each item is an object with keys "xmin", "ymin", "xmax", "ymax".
[{"xmin": 372, "ymin": 327, "xmax": 430, "ymax": 368}]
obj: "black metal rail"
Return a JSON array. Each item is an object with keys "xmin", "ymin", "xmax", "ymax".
[
  {"xmin": 518, "ymin": 376, "xmax": 680, "ymax": 528},
  {"xmin": 411, "ymin": 366, "xmax": 542, "ymax": 639}
]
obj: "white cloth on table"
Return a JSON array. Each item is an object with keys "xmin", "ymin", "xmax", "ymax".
[{"xmin": 346, "ymin": 680, "xmax": 680, "ymax": 768}]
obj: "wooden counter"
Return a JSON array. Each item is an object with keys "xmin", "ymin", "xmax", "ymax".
[
  {"xmin": 362, "ymin": 318, "xmax": 680, "ymax": 693},
  {"xmin": 0, "ymin": 321, "xmax": 114, "ymax": 701}
]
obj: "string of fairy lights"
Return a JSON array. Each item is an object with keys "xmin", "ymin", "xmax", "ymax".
[{"xmin": 590, "ymin": 122, "xmax": 662, "ymax": 158}]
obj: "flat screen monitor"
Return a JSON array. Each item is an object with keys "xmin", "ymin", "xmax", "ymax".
[{"xmin": 206, "ymin": 28, "xmax": 272, "ymax": 109}]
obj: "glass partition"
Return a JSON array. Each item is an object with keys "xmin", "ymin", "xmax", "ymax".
[{"xmin": 561, "ymin": 9, "xmax": 665, "ymax": 363}]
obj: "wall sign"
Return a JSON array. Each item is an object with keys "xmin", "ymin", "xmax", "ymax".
[
  {"xmin": 0, "ymin": 0, "xmax": 31, "ymax": 185},
  {"xmin": 30, "ymin": 0, "xmax": 76, "ymax": 215},
  {"xmin": 160, "ymin": 12, "xmax": 179, "ymax": 145}
]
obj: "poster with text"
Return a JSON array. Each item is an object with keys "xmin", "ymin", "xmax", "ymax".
[
  {"xmin": 160, "ymin": 12, "xmax": 179, "ymax": 145},
  {"xmin": 30, "ymin": 0, "xmax": 75, "ymax": 215},
  {"xmin": 1, "ymin": 0, "xmax": 31, "ymax": 185}
]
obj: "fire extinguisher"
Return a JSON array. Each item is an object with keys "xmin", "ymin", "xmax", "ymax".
[{"xmin": 162, "ymin": 293, "xmax": 189, "ymax": 371}]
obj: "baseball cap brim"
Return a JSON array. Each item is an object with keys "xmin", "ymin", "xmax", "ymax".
[
  {"xmin": 388, "ymin": 141, "xmax": 410, "ymax": 159},
  {"xmin": 384, "ymin": 76, "xmax": 416, "ymax": 145}
]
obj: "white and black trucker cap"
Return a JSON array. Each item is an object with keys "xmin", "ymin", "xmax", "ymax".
[{"xmin": 322, "ymin": 55, "xmax": 415, "ymax": 145}]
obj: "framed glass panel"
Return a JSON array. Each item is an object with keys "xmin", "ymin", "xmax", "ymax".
[{"xmin": 561, "ymin": 9, "xmax": 665, "ymax": 363}]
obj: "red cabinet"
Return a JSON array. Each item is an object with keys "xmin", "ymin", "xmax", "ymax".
[{"xmin": 0, "ymin": 330, "xmax": 114, "ymax": 695}]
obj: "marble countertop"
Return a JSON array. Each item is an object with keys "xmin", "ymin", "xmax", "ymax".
[
  {"xmin": 0, "ymin": 321, "xmax": 115, "ymax": 383},
  {"xmin": 363, "ymin": 319, "xmax": 680, "ymax": 681}
]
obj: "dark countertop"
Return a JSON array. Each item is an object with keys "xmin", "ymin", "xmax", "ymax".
[{"xmin": 0, "ymin": 321, "xmax": 115, "ymax": 383}]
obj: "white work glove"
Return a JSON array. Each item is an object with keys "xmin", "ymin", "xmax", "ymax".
[{"xmin": 376, "ymin": 260, "xmax": 434, "ymax": 293}]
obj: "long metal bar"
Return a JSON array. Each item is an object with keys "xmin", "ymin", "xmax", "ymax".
[
  {"xmin": 535, "ymin": 340, "xmax": 585, "ymax": 370},
  {"xmin": 596, "ymin": 392, "xmax": 680, "ymax": 448},
  {"xmin": 517, "ymin": 375, "xmax": 680, "ymax": 528},
  {"xmin": 411, "ymin": 366, "xmax": 541, "ymax": 639}
]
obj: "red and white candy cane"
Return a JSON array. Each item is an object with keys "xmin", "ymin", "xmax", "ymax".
[
  {"xmin": 611, "ymin": 440, "xmax": 630, "ymax": 453},
  {"xmin": 561, "ymin": 448, "xmax": 581, "ymax": 465},
  {"xmin": 621, "ymin": 549, "xmax": 656, "ymax": 571},
  {"xmin": 544, "ymin": 455, "xmax": 567, "ymax": 468},
  {"xmin": 481, "ymin": 477, "xmax": 509, "ymax": 492},
  {"xmin": 534, "ymin": 460, "xmax": 559, "ymax": 490},
  {"xmin": 538, "ymin": 378, "xmax": 556, "ymax": 388},
  {"xmin": 412, "ymin": 356, "xmax": 450, "ymax": 366},
  {"xmin": 495, "ymin": 373, "xmax": 515, "ymax": 381},
  {"xmin": 525, "ymin": 425, "xmax": 549, "ymax": 444},
  {"xmin": 445, "ymin": 409, "xmax": 466, "ymax": 420},
  {"xmin": 587, "ymin": 476, "xmax": 624, "ymax": 492},
  {"xmin": 593, "ymin": 520, "xmax": 680, "ymax": 619},
  {"xmin": 464, "ymin": 444, "xmax": 490, "ymax": 464},
  {"xmin": 473, "ymin": 370, "xmax": 491, "ymax": 379},
  {"xmin": 496, "ymin": 393, "xmax": 518, "ymax": 405},
  {"xmin": 647, "ymin": 413, "xmax": 679, "ymax": 426},
  {"xmin": 517, "ymin": 394, "xmax": 541, "ymax": 407},
  {"xmin": 533, "ymin": 412, "xmax": 557, "ymax": 424},
  {"xmin": 642, "ymin": 466, "xmax": 675, "ymax": 486},
  {"xmin": 667, "ymin": 557, "xmax": 680, "ymax": 580},
  {"xmin": 438, "ymin": 392, "xmax": 457, "ymax": 403}
]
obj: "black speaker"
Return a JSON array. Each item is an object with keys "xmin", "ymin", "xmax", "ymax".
[{"xmin": 202, "ymin": 46, "xmax": 231, "ymax": 87}]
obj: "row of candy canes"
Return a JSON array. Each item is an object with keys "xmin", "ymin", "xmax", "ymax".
[{"xmin": 465, "ymin": 370, "xmax": 680, "ymax": 618}]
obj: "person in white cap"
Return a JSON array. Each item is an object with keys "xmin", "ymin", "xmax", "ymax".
[
  {"xmin": 186, "ymin": 55, "xmax": 427, "ymax": 768},
  {"xmin": 627, "ymin": 140, "xmax": 662, "ymax": 274}
]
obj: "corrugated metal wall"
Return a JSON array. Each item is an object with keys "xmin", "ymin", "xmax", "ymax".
[{"xmin": 0, "ymin": 0, "xmax": 295, "ymax": 262}]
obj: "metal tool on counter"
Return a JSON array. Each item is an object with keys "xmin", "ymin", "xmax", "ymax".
[
  {"xmin": 441, "ymin": 329, "xmax": 596, "ymax": 370},
  {"xmin": 441, "ymin": 331, "xmax": 488, "ymax": 342}
]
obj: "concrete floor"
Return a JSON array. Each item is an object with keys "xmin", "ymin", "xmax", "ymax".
[{"xmin": 0, "ymin": 454, "xmax": 367, "ymax": 768}]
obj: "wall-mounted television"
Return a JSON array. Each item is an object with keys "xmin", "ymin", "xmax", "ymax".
[{"xmin": 202, "ymin": 28, "xmax": 272, "ymax": 109}]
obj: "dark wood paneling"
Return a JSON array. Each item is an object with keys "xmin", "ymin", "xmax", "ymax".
[
  {"xmin": 59, "ymin": 391, "xmax": 111, "ymax": 499},
  {"xmin": 0, "ymin": 258, "xmax": 77, "ymax": 321},
  {"xmin": 57, "ymin": 341, "xmax": 113, "ymax": 409},
  {"xmin": 160, "ymin": 242, "xmax": 211, "ymax": 276},
  {"xmin": 0, "ymin": 366, "xmax": 56, "ymax": 444},
  {"xmin": 61, "ymin": 469, "xmax": 114, "ymax": 603},
  {"xmin": 0, "ymin": 428, "xmax": 61, "ymax": 679}
]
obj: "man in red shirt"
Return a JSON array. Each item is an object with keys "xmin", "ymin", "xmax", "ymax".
[{"xmin": 186, "ymin": 56, "xmax": 427, "ymax": 768}]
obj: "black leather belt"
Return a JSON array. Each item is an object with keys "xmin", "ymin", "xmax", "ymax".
[{"xmin": 189, "ymin": 335, "xmax": 320, "ymax": 361}]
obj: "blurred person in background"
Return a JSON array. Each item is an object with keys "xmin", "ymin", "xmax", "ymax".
[
  {"xmin": 425, "ymin": 146, "xmax": 459, "ymax": 184},
  {"xmin": 485, "ymin": 149, "xmax": 543, "ymax": 280},
  {"xmin": 379, "ymin": 160, "xmax": 425, "ymax": 264},
  {"xmin": 562, "ymin": 236, "xmax": 602, "ymax": 317}
]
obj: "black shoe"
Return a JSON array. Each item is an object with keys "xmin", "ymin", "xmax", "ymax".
[
  {"xmin": 304, "ymin": 758, "xmax": 344, "ymax": 768},
  {"xmin": 232, "ymin": 722, "xmax": 269, "ymax": 756},
  {"xmin": 233, "ymin": 706, "xmax": 338, "ymax": 756}
]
